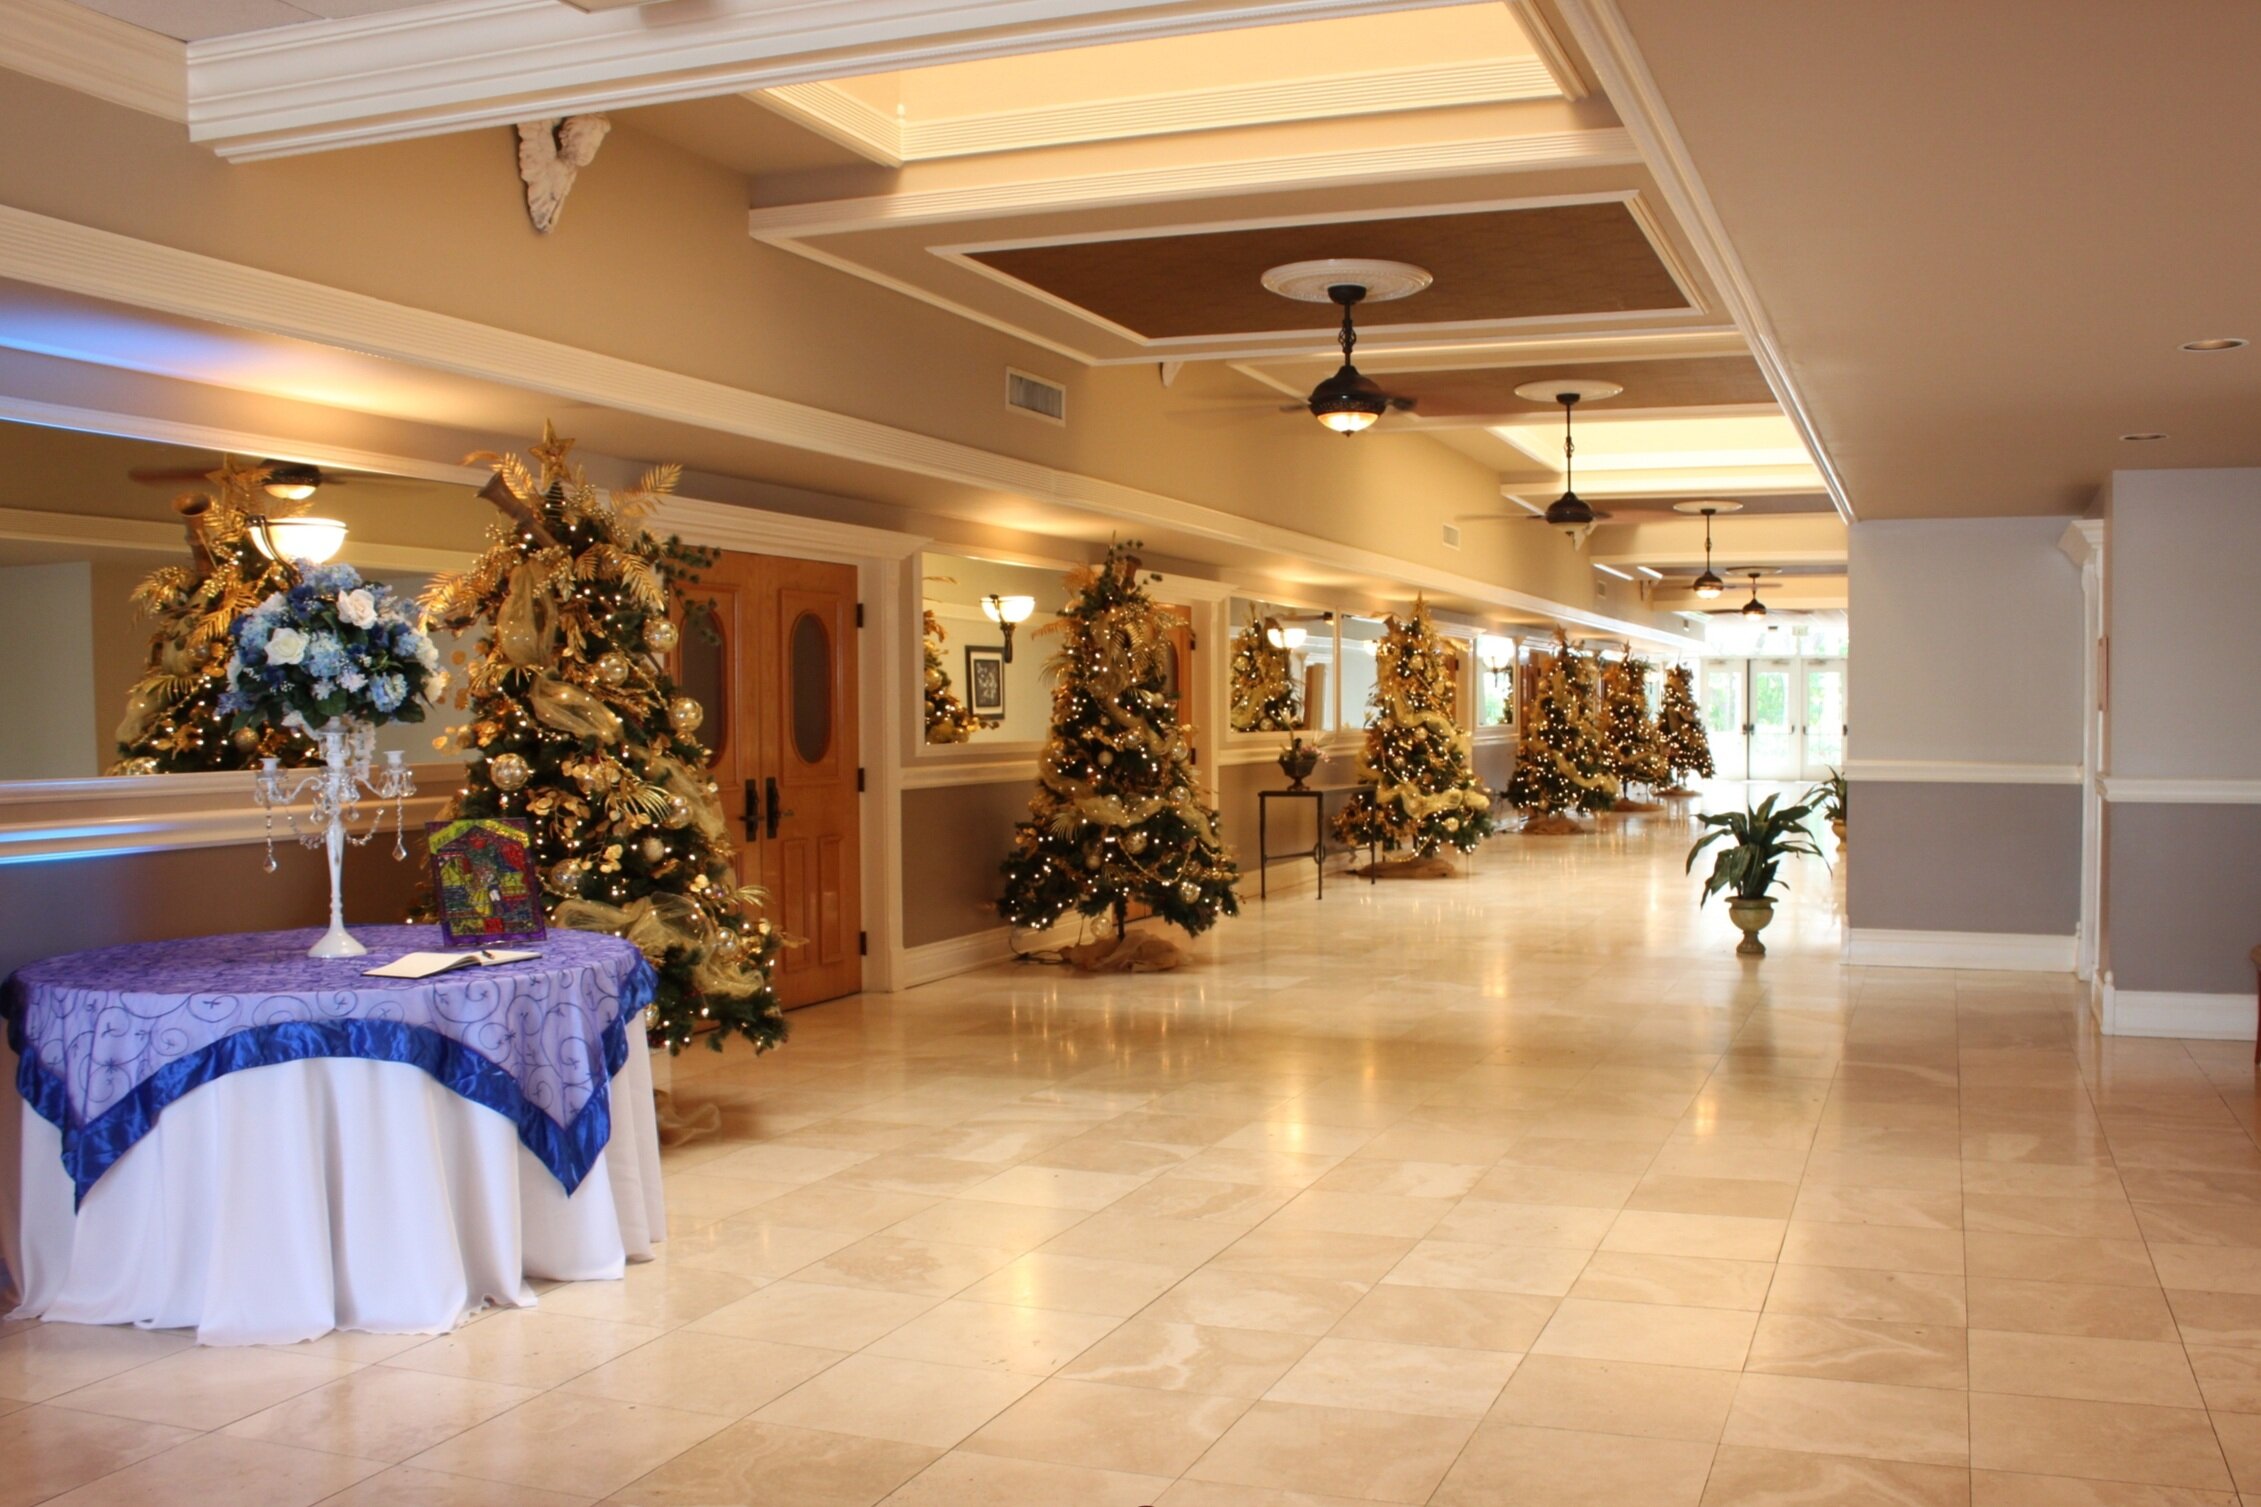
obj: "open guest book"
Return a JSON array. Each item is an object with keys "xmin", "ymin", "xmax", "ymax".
[{"xmin": 363, "ymin": 949, "xmax": 541, "ymax": 980}]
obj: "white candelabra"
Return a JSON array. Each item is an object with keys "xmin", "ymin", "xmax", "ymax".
[{"xmin": 257, "ymin": 721, "xmax": 416, "ymax": 959}]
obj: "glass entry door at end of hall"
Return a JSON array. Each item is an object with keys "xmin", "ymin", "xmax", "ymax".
[
  {"xmin": 1800, "ymin": 658, "xmax": 1847, "ymax": 779},
  {"xmin": 678, "ymin": 551, "xmax": 861, "ymax": 1009}
]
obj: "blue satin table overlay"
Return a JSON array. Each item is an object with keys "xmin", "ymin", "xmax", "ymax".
[{"xmin": 3, "ymin": 926, "xmax": 657, "ymax": 1205}]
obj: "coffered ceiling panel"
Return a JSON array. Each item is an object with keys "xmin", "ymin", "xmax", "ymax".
[
  {"xmin": 1378, "ymin": 354, "xmax": 1772, "ymax": 419},
  {"xmin": 965, "ymin": 201, "xmax": 1691, "ymax": 341}
]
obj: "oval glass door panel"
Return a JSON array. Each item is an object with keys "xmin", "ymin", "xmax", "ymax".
[
  {"xmin": 678, "ymin": 599, "xmax": 728, "ymax": 767},
  {"xmin": 790, "ymin": 610, "xmax": 832, "ymax": 764}
]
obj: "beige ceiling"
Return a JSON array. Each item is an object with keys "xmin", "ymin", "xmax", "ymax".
[{"xmin": 1611, "ymin": 0, "xmax": 2261, "ymax": 520}]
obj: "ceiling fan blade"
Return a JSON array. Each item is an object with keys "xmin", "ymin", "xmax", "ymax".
[{"xmin": 127, "ymin": 466, "xmax": 217, "ymax": 486}]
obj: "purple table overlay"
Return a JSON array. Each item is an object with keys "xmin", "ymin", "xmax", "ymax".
[{"xmin": 3, "ymin": 925, "xmax": 656, "ymax": 1205}]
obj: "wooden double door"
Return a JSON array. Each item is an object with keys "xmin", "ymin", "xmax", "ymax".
[{"xmin": 679, "ymin": 551, "xmax": 861, "ymax": 1008}]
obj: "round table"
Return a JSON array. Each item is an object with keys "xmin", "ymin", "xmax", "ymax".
[{"xmin": 2, "ymin": 926, "xmax": 667, "ymax": 1345}]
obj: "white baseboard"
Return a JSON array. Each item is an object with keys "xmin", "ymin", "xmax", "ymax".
[
  {"xmin": 1844, "ymin": 928, "xmax": 2077, "ymax": 972},
  {"xmin": 897, "ymin": 925, "xmax": 1017, "ymax": 988},
  {"xmin": 2097, "ymin": 980, "xmax": 2254, "ymax": 1040}
]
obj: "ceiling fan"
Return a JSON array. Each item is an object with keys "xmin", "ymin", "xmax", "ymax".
[
  {"xmin": 1672, "ymin": 498, "xmax": 1742, "ymax": 597},
  {"xmin": 1260, "ymin": 259, "xmax": 1430, "ymax": 434},
  {"xmin": 1691, "ymin": 567, "xmax": 1779, "ymax": 615}
]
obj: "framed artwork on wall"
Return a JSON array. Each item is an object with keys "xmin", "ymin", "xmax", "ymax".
[{"xmin": 965, "ymin": 645, "xmax": 1007, "ymax": 720}]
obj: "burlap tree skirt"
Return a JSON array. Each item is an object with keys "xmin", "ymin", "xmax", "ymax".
[
  {"xmin": 1519, "ymin": 813, "xmax": 1588, "ymax": 835},
  {"xmin": 1351, "ymin": 855, "xmax": 1459, "ymax": 879},
  {"xmin": 1062, "ymin": 929, "xmax": 1188, "ymax": 972}
]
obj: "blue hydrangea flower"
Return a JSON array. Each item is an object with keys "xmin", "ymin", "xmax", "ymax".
[
  {"xmin": 303, "ymin": 632, "xmax": 349, "ymax": 679},
  {"xmin": 369, "ymin": 672, "xmax": 408, "ymax": 713}
]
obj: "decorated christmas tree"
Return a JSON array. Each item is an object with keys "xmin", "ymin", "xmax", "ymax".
[
  {"xmin": 998, "ymin": 542, "xmax": 1240, "ymax": 956},
  {"xmin": 1657, "ymin": 662, "xmax": 1714, "ymax": 794},
  {"xmin": 1601, "ymin": 654, "xmax": 1670, "ymax": 810},
  {"xmin": 922, "ymin": 608, "xmax": 980, "ymax": 743},
  {"xmin": 111, "ymin": 460, "xmax": 317, "ymax": 774},
  {"xmin": 1227, "ymin": 618, "xmax": 1300, "ymax": 731},
  {"xmin": 1331, "ymin": 599, "xmax": 1493, "ymax": 861},
  {"xmin": 1506, "ymin": 640, "xmax": 1620, "ymax": 833},
  {"xmin": 422, "ymin": 425, "xmax": 784, "ymax": 1053}
]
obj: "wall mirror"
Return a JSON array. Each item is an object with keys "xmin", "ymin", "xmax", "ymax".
[
  {"xmin": 0, "ymin": 418, "xmax": 484, "ymax": 784},
  {"xmin": 1336, "ymin": 613, "xmax": 1389, "ymax": 729},
  {"xmin": 918, "ymin": 551, "xmax": 1066, "ymax": 746},
  {"xmin": 1477, "ymin": 632, "xmax": 1518, "ymax": 727},
  {"xmin": 1225, "ymin": 597, "xmax": 1329, "ymax": 734}
]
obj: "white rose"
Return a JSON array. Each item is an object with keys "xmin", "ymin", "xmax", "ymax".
[
  {"xmin": 415, "ymin": 637, "xmax": 440, "ymax": 671},
  {"xmin": 336, "ymin": 590, "xmax": 378, "ymax": 629},
  {"xmin": 266, "ymin": 626, "xmax": 310, "ymax": 665}
]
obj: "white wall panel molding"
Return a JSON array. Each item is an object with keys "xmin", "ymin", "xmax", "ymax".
[
  {"xmin": 0, "ymin": 789, "xmax": 450, "ymax": 866},
  {"xmin": 184, "ymin": 0, "xmax": 1477, "ymax": 161},
  {"xmin": 1845, "ymin": 929, "xmax": 2077, "ymax": 973},
  {"xmin": 0, "ymin": 0, "xmax": 186, "ymax": 123},
  {"xmin": 2097, "ymin": 979, "xmax": 2253, "ymax": 1041},
  {"xmin": 0, "ymin": 205, "xmax": 1700, "ymax": 656},
  {"xmin": 746, "ymin": 130, "xmax": 1639, "ymax": 238},
  {"xmin": 1845, "ymin": 759, "xmax": 2081, "ymax": 785},
  {"xmin": 1550, "ymin": 0, "xmax": 1852, "ymax": 524},
  {"xmin": 2100, "ymin": 777, "xmax": 2261, "ymax": 805},
  {"xmin": 897, "ymin": 924, "xmax": 1018, "ymax": 986}
]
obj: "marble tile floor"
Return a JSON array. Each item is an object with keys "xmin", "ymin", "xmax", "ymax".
[{"xmin": 10, "ymin": 803, "xmax": 2261, "ymax": 1505}]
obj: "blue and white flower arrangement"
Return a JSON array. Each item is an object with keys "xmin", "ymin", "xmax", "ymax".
[{"xmin": 222, "ymin": 563, "xmax": 446, "ymax": 733}]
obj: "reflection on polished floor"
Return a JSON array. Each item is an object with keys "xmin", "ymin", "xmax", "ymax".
[{"xmin": 9, "ymin": 803, "xmax": 2261, "ymax": 1505}]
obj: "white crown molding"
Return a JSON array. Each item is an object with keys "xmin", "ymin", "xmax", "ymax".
[
  {"xmin": 747, "ymin": 128, "xmax": 1639, "ymax": 239},
  {"xmin": 1503, "ymin": 0, "xmax": 1589, "ymax": 102},
  {"xmin": 0, "ymin": 503, "xmax": 472, "ymax": 576},
  {"xmin": 0, "ymin": 0, "xmax": 186, "ymax": 123},
  {"xmin": 652, "ymin": 495, "xmax": 928, "ymax": 565},
  {"xmin": 2096, "ymin": 979, "xmax": 2252, "ymax": 1041},
  {"xmin": 1845, "ymin": 928, "xmax": 2076, "ymax": 973},
  {"xmin": 754, "ymin": 83, "xmax": 905, "ymax": 167},
  {"xmin": 0, "ymin": 790, "xmax": 450, "ymax": 865},
  {"xmin": 1844, "ymin": 759, "xmax": 2082, "ymax": 786},
  {"xmin": 0, "ymin": 204, "xmax": 1700, "ymax": 656},
  {"xmin": 183, "ymin": 0, "xmax": 1479, "ymax": 161},
  {"xmin": 2057, "ymin": 518, "xmax": 2103, "ymax": 569},
  {"xmin": 2101, "ymin": 776, "xmax": 2261, "ymax": 804},
  {"xmin": 1550, "ymin": 0, "xmax": 1854, "ymax": 525}
]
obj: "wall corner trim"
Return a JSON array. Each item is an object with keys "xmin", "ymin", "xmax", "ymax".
[
  {"xmin": 1844, "ymin": 928, "xmax": 2077, "ymax": 973},
  {"xmin": 2100, "ymin": 777, "xmax": 2261, "ymax": 805},
  {"xmin": 2097, "ymin": 980, "xmax": 2253, "ymax": 1041}
]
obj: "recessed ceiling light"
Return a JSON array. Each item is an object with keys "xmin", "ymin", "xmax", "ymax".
[
  {"xmin": 2120, "ymin": 432, "xmax": 2169, "ymax": 442},
  {"xmin": 2180, "ymin": 337, "xmax": 2248, "ymax": 352}
]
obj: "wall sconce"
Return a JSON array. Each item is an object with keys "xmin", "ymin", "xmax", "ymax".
[
  {"xmin": 1262, "ymin": 616, "xmax": 1308, "ymax": 652},
  {"xmin": 246, "ymin": 514, "xmax": 349, "ymax": 566},
  {"xmin": 982, "ymin": 593, "xmax": 1036, "ymax": 661}
]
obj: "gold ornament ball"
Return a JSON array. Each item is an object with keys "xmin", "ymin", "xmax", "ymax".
[
  {"xmin": 549, "ymin": 857, "xmax": 589, "ymax": 893},
  {"xmin": 230, "ymin": 727, "xmax": 260, "ymax": 751},
  {"xmin": 668, "ymin": 695, "xmax": 704, "ymax": 734},
  {"xmin": 662, "ymin": 793, "xmax": 694, "ymax": 829},
  {"xmin": 643, "ymin": 619, "xmax": 680, "ymax": 654},
  {"xmin": 488, "ymin": 752, "xmax": 531, "ymax": 791},
  {"xmin": 639, "ymin": 835, "xmax": 666, "ymax": 862},
  {"xmin": 711, "ymin": 929, "xmax": 741, "ymax": 958},
  {"xmin": 1124, "ymin": 831, "xmax": 1148, "ymax": 854},
  {"xmin": 595, "ymin": 651, "xmax": 633, "ymax": 687},
  {"xmin": 1178, "ymin": 881, "xmax": 1201, "ymax": 903}
]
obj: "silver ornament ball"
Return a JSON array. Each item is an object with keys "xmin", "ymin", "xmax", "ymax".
[
  {"xmin": 595, "ymin": 651, "xmax": 633, "ymax": 687},
  {"xmin": 642, "ymin": 618, "xmax": 680, "ymax": 654},
  {"xmin": 488, "ymin": 752, "xmax": 531, "ymax": 791}
]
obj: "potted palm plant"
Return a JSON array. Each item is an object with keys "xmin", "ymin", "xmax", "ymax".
[
  {"xmin": 1815, "ymin": 768, "xmax": 1847, "ymax": 845},
  {"xmin": 1687, "ymin": 792, "xmax": 1824, "ymax": 956}
]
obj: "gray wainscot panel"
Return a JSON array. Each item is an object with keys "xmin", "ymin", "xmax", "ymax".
[
  {"xmin": 2104, "ymin": 801, "xmax": 2261, "ymax": 995},
  {"xmin": 1845, "ymin": 780, "xmax": 2081, "ymax": 936}
]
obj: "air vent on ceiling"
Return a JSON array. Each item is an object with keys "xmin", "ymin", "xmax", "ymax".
[
  {"xmin": 1441, "ymin": 523, "xmax": 1462, "ymax": 550},
  {"xmin": 1006, "ymin": 368, "xmax": 1066, "ymax": 425}
]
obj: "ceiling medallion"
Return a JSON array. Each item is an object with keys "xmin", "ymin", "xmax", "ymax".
[{"xmin": 1260, "ymin": 259, "xmax": 1433, "ymax": 304}]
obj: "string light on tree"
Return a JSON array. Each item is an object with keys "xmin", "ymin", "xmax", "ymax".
[
  {"xmin": 1657, "ymin": 662, "xmax": 1715, "ymax": 795},
  {"xmin": 1600, "ymin": 653, "xmax": 1671, "ymax": 811},
  {"xmin": 420, "ymin": 423, "xmax": 784, "ymax": 1053},
  {"xmin": 996, "ymin": 542, "xmax": 1240, "ymax": 962},
  {"xmin": 1506, "ymin": 635, "xmax": 1620, "ymax": 833},
  {"xmin": 1331, "ymin": 599, "xmax": 1494, "ymax": 861}
]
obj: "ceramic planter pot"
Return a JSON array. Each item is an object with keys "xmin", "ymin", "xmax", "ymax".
[
  {"xmin": 1830, "ymin": 818, "xmax": 1846, "ymax": 845},
  {"xmin": 1277, "ymin": 737, "xmax": 1321, "ymax": 790},
  {"xmin": 1727, "ymin": 896, "xmax": 1776, "ymax": 957}
]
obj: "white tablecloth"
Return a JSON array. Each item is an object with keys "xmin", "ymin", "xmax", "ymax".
[{"xmin": 1, "ymin": 1039, "xmax": 664, "ymax": 1345}]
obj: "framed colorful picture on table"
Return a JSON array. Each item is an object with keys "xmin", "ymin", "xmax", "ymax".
[
  {"xmin": 428, "ymin": 816, "xmax": 547, "ymax": 946},
  {"xmin": 965, "ymin": 645, "xmax": 1007, "ymax": 720}
]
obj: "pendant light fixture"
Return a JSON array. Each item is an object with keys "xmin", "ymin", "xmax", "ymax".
[
  {"xmin": 1261, "ymin": 260, "xmax": 1432, "ymax": 435},
  {"xmin": 1739, "ymin": 571, "xmax": 1768, "ymax": 618},
  {"xmin": 1672, "ymin": 499, "xmax": 1741, "ymax": 598},
  {"xmin": 1514, "ymin": 380, "xmax": 1622, "ymax": 528}
]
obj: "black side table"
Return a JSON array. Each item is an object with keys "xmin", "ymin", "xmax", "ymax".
[{"xmin": 1257, "ymin": 787, "xmax": 1370, "ymax": 898}]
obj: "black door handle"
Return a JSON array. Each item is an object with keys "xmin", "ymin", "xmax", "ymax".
[
  {"xmin": 765, "ymin": 776, "xmax": 781, "ymax": 839},
  {"xmin": 743, "ymin": 779, "xmax": 759, "ymax": 835}
]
